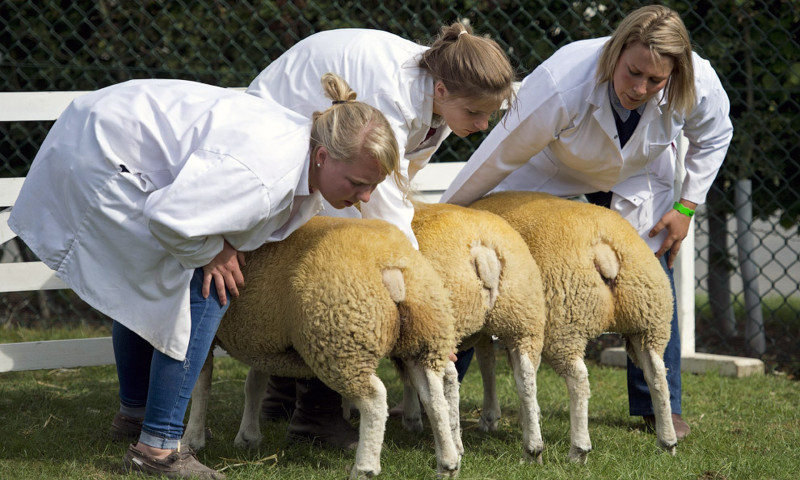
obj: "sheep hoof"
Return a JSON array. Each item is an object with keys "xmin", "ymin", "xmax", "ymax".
[
  {"xmin": 233, "ymin": 431, "xmax": 263, "ymax": 450},
  {"xmin": 523, "ymin": 446, "xmax": 544, "ymax": 464},
  {"xmin": 659, "ymin": 441, "xmax": 677, "ymax": 456},
  {"xmin": 402, "ymin": 415, "xmax": 424, "ymax": 433},
  {"xmin": 182, "ymin": 432, "xmax": 205, "ymax": 451},
  {"xmin": 436, "ymin": 460, "xmax": 461, "ymax": 478},
  {"xmin": 478, "ymin": 413, "xmax": 499, "ymax": 432},
  {"xmin": 350, "ymin": 466, "xmax": 379, "ymax": 479},
  {"xmin": 568, "ymin": 446, "xmax": 590, "ymax": 464}
]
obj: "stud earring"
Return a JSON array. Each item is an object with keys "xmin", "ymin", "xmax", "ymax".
[{"xmin": 316, "ymin": 163, "xmax": 321, "ymax": 167}]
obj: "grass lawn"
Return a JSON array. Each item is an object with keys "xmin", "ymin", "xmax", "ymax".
[{"xmin": 1, "ymin": 327, "xmax": 798, "ymax": 479}]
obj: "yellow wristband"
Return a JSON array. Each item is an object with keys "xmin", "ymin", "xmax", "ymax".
[{"xmin": 673, "ymin": 202, "xmax": 695, "ymax": 217}]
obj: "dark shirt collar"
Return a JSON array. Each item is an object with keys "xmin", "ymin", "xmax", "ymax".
[{"xmin": 608, "ymin": 82, "xmax": 646, "ymax": 122}]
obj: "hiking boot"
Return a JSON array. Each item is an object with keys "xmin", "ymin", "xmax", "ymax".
[
  {"xmin": 261, "ymin": 375, "xmax": 297, "ymax": 421},
  {"xmin": 286, "ymin": 378, "xmax": 358, "ymax": 450},
  {"xmin": 110, "ymin": 413, "xmax": 143, "ymax": 442},
  {"xmin": 643, "ymin": 413, "xmax": 691, "ymax": 440},
  {"xmin": 123, "ymin": 443, "xmax": 225, "ymax": 479}
]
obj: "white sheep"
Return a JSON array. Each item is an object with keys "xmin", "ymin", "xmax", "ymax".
[
  {"xmin": 471, "ymin": 191, "xmax": 678, "ymax": 463},
  {"xmin": 405, "ymin": 201, "xmax": 547, "ymax": 464},
  {"xmin": 181, "ymin": 215, "xmax": 462, "ymax": 479}
]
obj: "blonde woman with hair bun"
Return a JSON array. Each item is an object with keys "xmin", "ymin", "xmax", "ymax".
[
  {"xmin": 8, "ymin": 73, "xmax": 397, "ymax": 479},
  {"xmin": 246, "ymin": 22, "xmax": 515, "ymax": 448},
  {"xmin": 442, "ymin": 4, "xmax": 734, "ymax": 443}
]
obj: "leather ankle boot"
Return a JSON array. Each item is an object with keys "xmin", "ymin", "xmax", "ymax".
[
  {"xmin": 286, "ymin": 378, "xmax": 359, "ymax": 450},
  {"xmin": 261, "ymin": 375, "xmax": 297, "ymax": 421}
]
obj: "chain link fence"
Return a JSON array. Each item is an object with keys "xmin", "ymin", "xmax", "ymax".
[{"xmin": 2, "ymin": 0, "xmax": 798, "ymax": 375}]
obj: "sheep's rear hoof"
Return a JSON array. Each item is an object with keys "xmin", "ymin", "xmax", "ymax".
[
  {"xmin": 478, "ymin": 412, "xmax": 500, "ymax": 432},
  {"xmin": 402, "ymin": 414, "xmax": 424, "ymax": 433},
  {"xmin": 350, "ymin": 469, "xmax": 378, "ymax": 479},
  {"xmin": 659, "ymin": 441, "xmax": 677, "ymax": 456},
  {"xmin": 436, "ymin": 461, "xmax": 460, "ymax": 479},
  {"xmin": 182, "ymin": 432, "xmax": 205, "ymax": 451},
  {"xmin": 234, "ymin": 431, "xmax": 263, "ymax": 450},
  {"xmin": 568, "ymin": 446, "xmax": 590, "ymax": 464},
  {"xmin": 523, "ymin": 446, "xmax": 544, "ymax": 464}
]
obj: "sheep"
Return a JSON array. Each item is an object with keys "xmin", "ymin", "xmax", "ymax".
[
  {"xmin": 470, "ymin": 191, "xmax": 678, "ymax": 463},
  {"xmin": 181, "ymin": 215, "xmax": 462, "ymax": 479},
  {"xmin": 402, "ymin": 201, "xmax": 547, "ymax": 464}
]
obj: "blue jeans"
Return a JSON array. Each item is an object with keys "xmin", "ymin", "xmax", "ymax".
[
  {"xmin": 112, "ymin": 268, "xmax": 228, "ymax": 449},
  {"xmin": 627, "ymin": 253, "xmax": 682, "ymax": 416}
]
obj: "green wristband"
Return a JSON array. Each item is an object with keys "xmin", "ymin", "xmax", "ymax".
[{"xmin": 673, "ymin": 202, "xmax": 695, "ymax": 217}]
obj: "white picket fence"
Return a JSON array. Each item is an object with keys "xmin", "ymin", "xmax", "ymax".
[{"xmin": 0, "ymin": 89, "xmax": 763, "ymax": 376}]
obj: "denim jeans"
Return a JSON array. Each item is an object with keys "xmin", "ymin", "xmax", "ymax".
[
  {"xmin": 112, "ymin": 268, "xmax": 228, "ymax": 449},
  {"xmin": 627, "ymin": 253, "xmax": 682, "ymax": 416}
]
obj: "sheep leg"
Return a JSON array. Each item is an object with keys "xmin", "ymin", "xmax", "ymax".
[
  {"xmin": 443, "ymin": 360, "xmax": 463, "ymax": 456},
  {"xmin": 233, "ymin": 367, "xmax": 269, "ymax": 449},
  {"xmin": 564, "ymin": 357, "xmax": 592, "ymax": 463},
  {"xmin": 349, "ymin": 374, "xmax": 388, "ymax": 479},
  {"xmin": 401, "ymin": 380, "xmax": 423, "ymax": 432},
  {"xmin": 508, "ymin": 348, "xmax": 544, "ymax": 464},
  {"xmin": 627, "ymin": 336, "xmax": 678, "ymax": 454},
  {"xmin": 182, "ymin": 350, "xmax": 214, "ymax": 450},
  {"xmin": 406, "ymin": 360, "xmax": 461, "ymax": 478},
  {"xmin": 474, "ymin": 336, "xmax": 500, "ymax": 432}
]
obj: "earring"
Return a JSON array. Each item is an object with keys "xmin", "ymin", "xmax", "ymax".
[{"xmin": 316, "ymin": 163, "xmax": 321, "ymax": 167}]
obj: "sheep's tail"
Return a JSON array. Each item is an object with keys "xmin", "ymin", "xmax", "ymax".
[
  {"xmin": 593, "ymin": 241, "xmax": 619, "ymax": 293},
  {"xmin": 471, "ymin": 243, "xmax": 501, "ymax": 310},
  {"xmin": 382, "ymin": 268, "xmax": 406, "ymax": 303},
  {"xmin": 385, "ymin": 262, "xmax": 457, "ymax": 374}
]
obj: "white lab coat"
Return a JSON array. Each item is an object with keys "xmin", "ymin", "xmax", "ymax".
[
  {"xmin": 442, "ymin": 37, "xmax": 733, "ymax": 251},
  {"xmin": 8, "ymin": 79, "xmax": 323, "ymax": 360},
  {"xmin": 247, "ymin": 29, "xmax": 452, "ymax": 249}
]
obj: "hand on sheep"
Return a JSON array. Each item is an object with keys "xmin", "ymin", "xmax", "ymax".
[
  {"xmin": 202, "ymin": 240, "xmax": 246, "ymax": 306},
  {"xmin": 649, "ymin": 200, "xmax": 696, "ymax": 268}
]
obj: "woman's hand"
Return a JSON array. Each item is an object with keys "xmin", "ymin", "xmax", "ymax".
[
  {"xmin": 649, "ymin": 200, "xmax": 697, "ymax": 268},
  {"xmin": 202, "ymin": 240, "xmax": 246, "ymax": 306}
]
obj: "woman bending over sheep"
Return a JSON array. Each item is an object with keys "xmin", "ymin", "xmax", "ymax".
[
  {"xmin": 182, "ymin": 216, "xmax": 462, "ymax": 479},
  {"xmin": 8, "ymin": 73, "xmax": 399, "ymax": 479}
]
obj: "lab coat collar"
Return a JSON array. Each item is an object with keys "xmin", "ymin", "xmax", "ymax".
[{"xmin": 296, "ymin": 148, "xmax": 313, "ymax": 196}]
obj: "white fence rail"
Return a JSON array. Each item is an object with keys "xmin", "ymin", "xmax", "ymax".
[{"xmin": 1, "ymin": 90, "xmax": 763, "ymax": 376}]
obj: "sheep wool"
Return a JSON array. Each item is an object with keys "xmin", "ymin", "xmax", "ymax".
[
  {"xmin": 183, "ymin": 216, "xmax": 461, "ymax": 479},
  {"xmin": 411, "ymin": 202, "xmax": 547, "ymax": 463},
  {"xmin": 471, "ymin": 191, "xmax": 678, "ymax": 462}
]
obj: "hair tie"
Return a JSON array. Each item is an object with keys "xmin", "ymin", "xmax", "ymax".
[
  {"xmin": 332, "ymin": 100, "xmax": 347, "ymax": 105},
  {"xmin": 458, "ymin": 30, "xmax": 468, "ymax": 37}
]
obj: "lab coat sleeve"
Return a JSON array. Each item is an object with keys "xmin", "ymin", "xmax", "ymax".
[
  {"xmin": 440, "ymin": 67, "xmax": 569, "ymax": 206},
  {"xmin": 144, "ymin": 149, "xmax": 273, "ymax": 269},
  {"xmin": 679, "ymin": 61, "xmax": 734, "ymax": 204}
]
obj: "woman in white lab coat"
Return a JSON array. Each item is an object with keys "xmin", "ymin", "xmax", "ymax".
[
  {"xmin": 8, "ymin": 73, "xmax": 399, "ymax": 479},
  {"xmin": 246, "ymin": 22, "xmax": 516, "ymax": 447},
  {"xmin": 441, "ymin": 5, "xmax": 733, "ymax": 440}
]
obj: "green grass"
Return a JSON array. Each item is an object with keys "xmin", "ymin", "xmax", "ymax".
[{"xmin": 1, "ymin": 327, "xmax": 798, "ymax": 479}]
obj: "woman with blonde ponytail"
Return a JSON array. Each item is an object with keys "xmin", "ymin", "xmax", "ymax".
[
  {"xmin": 246, "ymin": 24, "xmax": 515, "ymax": 446},
  {"xmin": 9, "ymin": 73, "xmax": 398, "ymax": 479}
]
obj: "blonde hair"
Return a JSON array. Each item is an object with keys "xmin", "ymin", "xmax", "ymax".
[
  {"xmin": 419, "ymin": 21, "xmax": 516, "ymax": 112},
  {"xmin": 596, "ymin": 5, "xmax": 695, "ymax": 115},
  {"xmin": 310, "ymin": 73, "xmax": 406, "ymax": 194}
]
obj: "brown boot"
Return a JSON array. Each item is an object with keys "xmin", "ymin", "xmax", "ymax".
[
  {"xmin": 261, "ymin": 375, "xmax": 297, "ymax": 421},
  {"xmin": 643, "ymin": 413, "xmax": 691, "ymax": 440},
  {"xmin": 109, "ymin": 412, "xmax": 143, "ymax": 442},
  {"xmin": 286, "ymin": 378, "xmax": 358, "ymax": 450}
]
